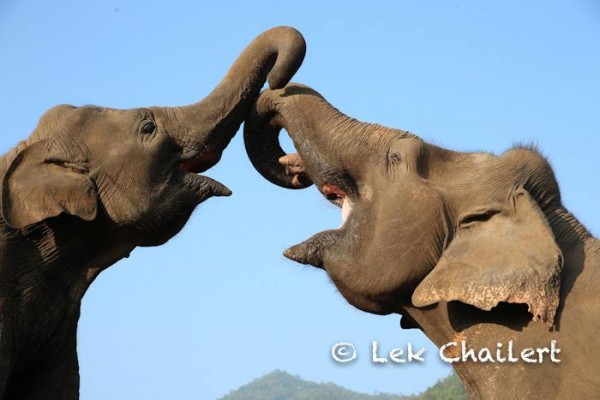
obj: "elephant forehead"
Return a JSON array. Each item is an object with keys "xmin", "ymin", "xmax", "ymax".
[{"xmin": 407, "ymin": 185, "xmax": 440, "ymax": 199}]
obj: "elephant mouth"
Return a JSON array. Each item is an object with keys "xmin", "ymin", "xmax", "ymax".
[
  {"xmin": 177, "ymin": 148, "xmax": 232, "ymax": 198},
  {"xmin": 179, "ymin": 148, "xmax": 222, "ymax": 174},
  {"xmin": 321, "ymin": 183, "xmax": 353, "ymax": 226},
  {"xmin": 283, "ymin": 181, "xmax": 354, "ymax": 268}
]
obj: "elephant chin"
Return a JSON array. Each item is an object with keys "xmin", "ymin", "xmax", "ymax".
[
  {"xmin": 133, "ymin": 172, "xmax": 230, "ymax": 248},
  {"xmin": 283, "ymin": 180, "xmax": 359, "ymax": 267},
  {"xmin": 283, "ymin": 197, "xmax": 355, "ymax": 265},
  {"xmin": 285, "ymin": 233, "xmax": 399, "ymax": 315}
]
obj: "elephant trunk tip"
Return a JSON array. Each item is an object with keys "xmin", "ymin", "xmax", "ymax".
[
  {"xmin": 243, "ymin": 90, "xmax": 316, "ymax": 190},
  {"xmin": 179, "ymin": 26, "xmax": 306, "ymax": 163},
  {"xmin": 278, "ymin": 153, "xmax": 313, "ymax": 188},
  {"xmin": 264, "ymin": 26, "xmax": 307, "ymax": 89}
]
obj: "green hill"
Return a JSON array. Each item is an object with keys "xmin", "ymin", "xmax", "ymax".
[
  {"xmin": 420, "ymin": 373, "xmax": 467, "ymax": 400},
  {"xmin": 218, "ymin": 370, "xmax": 466, "ymax": 400}
]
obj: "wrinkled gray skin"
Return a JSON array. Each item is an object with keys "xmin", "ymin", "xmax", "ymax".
[
  {"xmin": 244, "ymin": 84, "xmax": 600, "ymax": 399},
  {"xmin": 0, "ymin": 27, "xmax": 305, "ymax": 399}
]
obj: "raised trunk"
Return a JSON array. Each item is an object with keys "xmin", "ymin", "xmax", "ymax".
[
  {"xmin": 174, "ymin": 27, "xmax": 306, "ymax": 165},
  {"xmin": 243, "ymin": 83, "xmax": 414, "ymax": 189}
]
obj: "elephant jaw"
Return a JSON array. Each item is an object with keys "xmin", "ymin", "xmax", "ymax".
[
  {"xmin": 284, "ymin": 229, "xmax": 342, "ymax": 268},
  {"xmin": 284, "ymin": 182, "xmax": 354, "ymax": 267}
]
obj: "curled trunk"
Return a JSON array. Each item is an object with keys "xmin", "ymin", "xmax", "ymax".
[
  {"xmin": 243, "ymin": 83, "xmax": 413, "ymax": 189},
  {"xmin": 174, "ymin": 27, "xmax": 306, "ymax": 165}
]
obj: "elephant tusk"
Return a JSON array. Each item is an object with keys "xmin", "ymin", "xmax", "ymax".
[{"xmin": 341, "ymin": 197, "xmax": 353, "ymax": 227}]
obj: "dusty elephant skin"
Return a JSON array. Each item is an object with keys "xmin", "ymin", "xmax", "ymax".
[
  {"xmin": 244, "ymin": 83, "xmax": 600, "ymax": 399},
  {"xmin": 0, "ymin": 27, "xmax": 305, "ymax": 399}
]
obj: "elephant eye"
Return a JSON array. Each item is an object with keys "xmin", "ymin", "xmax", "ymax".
[
  {"xmin": 140, "ymin": 120, "xmax": 156, "ymax": 134},
  {"xmin": 460, "ymin": 209, "xmax": 500, "ymax": 228}
]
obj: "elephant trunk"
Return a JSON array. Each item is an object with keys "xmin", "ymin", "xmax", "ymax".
[
  {"xmin": 243, "ymin": 83, "xmax": 414, "ymax": 189},
  {"xmin": 174, "ymin": 27, "xmax": 306, "ymax": 171}
]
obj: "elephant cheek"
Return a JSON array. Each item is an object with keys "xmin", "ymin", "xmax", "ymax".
[
  {"xmin": 98, "ymin": 180, "xmax": 188, "ymax": 239},
  {"xmin": 100, "ymin": 194, "xmax": 146, "ymax": 226},
  {"xmin": 328, "ymin": 220, "xmax": 443, "ymax": 307}
]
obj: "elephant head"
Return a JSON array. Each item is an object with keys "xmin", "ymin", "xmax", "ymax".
[
  {"xmin": 244, "ymin": 84, "xmax": 569, "ymax": 326},
  {"xmin": 1, "ymin": 27, "xmax": 306, "ymax": 247}
]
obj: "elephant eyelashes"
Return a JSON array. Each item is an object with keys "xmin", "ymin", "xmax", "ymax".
[{"xmin": 140, "ymin": 120, "xmax": 156, "ymax": 134}]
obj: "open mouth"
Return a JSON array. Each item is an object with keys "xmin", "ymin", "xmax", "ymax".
[
  {"xmin": 282, "ymin": 181, "xmax": 353, "ymax": 268},
  {"xmin": 177, "ymin": 148, "xmax": 232, "ymax": 198},
  {"xmin": 179, "ymin": 148, "xmax": 222, "ymax": 173},
  {"xmin": 321, "ymin": 183, "xmax": 353, "ymax": 226}
]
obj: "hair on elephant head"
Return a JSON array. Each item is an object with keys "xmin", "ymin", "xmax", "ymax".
[
  {"xmin": 244, "ymin": 83, "xmax": 600, "ymax": 399},
  {"xmin": 0, "ymin": 27, "xmax": 305, "ymax": 399}
]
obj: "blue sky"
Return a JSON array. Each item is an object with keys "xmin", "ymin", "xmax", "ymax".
[{"xmin": 1, "ymin": 1, "xmax": 599, "ymax": 399}]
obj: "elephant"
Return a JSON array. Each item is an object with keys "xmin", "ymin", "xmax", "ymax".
[
  {"xmin": 0, "ymin": 27, "xmax": 305, "ymax": 399},
  {"xmin": 243, "ymin": 83, "xmax": 600, "ymax": 399}
]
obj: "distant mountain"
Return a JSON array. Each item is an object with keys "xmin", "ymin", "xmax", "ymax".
[
  {"xmin": 419, "ymin": 374, "xmax": 467, "ymax": 400},
  {"xmin": 217, "ymin": 370, "xmax": 466, "ymax": 400}
]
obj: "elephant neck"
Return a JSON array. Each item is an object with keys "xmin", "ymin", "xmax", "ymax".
[
  {"xmin": 0, "ymin": 216, "xmax": 134, "ymax": 336},
  {"xmin": 547, "ymin": 206, "xmax": 594, "ymax": 261},
  {"xmin": 44, "ymin": 218, "xmax": 135, "ymax": 301}
]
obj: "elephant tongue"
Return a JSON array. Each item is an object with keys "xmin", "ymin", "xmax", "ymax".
[{"xmin": 180, "ymin": 149, "xmax": 222, "ymax": 173}]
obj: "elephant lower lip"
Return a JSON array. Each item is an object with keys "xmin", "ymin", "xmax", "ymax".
[
  {"xmin": 284, "ymin": 240, "xmax": 325, "ymax": 268},
  {"xmin": 284, "ymin": 229, "xmax": 343, "ymax": 269},
  {"xmin": 185, "ymin": 173, "xmax": 232, "ymax": 198}
]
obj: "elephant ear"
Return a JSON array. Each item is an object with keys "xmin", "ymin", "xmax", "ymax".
[
  {"xmin": 2, "ymin": 140, "xmax": 98, "ymax": 229},
  {"xmin": 412, "ymin": 189, "xmax": 562, "ymax": 326}
]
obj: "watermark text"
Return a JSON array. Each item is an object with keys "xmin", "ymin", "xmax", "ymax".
[{"xmin": 331, "ymin": 340, "xmax": 561, "ymax": 365}]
